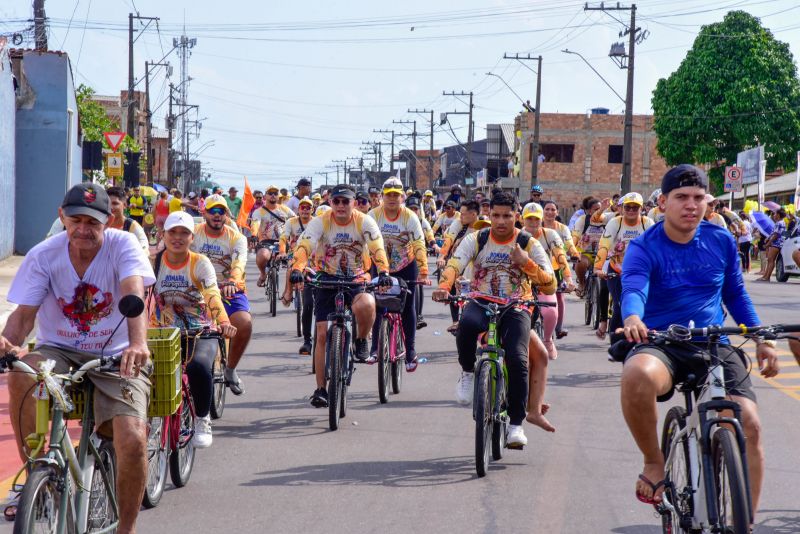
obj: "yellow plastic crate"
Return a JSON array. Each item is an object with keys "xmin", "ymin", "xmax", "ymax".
[{"xmin": 60, "ymin": 327, "xmax": 182, "ymax": 419}]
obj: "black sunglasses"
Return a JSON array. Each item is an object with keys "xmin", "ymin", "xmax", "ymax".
[{"xmin": 331, "ymin": 197, "xmax": 351, "ymax": 206}]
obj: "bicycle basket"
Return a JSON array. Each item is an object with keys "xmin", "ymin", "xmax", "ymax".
[{"xmin": 374, "ymin": 277, "xmax": 407, "ymax": 313}]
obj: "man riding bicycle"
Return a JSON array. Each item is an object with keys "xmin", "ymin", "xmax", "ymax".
[
  {"xmin": 288, "ymin": 184, "xmax": 391, "ymax": 408},
  {"xmin": 279, "ymin": 196, "xmax": 315, "ymax": 355},
  {"xmin": 1, "ymin": 184, "xmax": 154, "ymax": 533},
  {"xmin": 432, "ymin": 191, "xmax": 555, "ymax": 448},
  {"xmin": 617, "ymin": 165, "xmax": 778, "ymax": 523},
  {"xmin": 251, "ymin": 185, "xmax": 295, "ymax": 288},
  {"xmin": 190, "ymin": 195, "xmax": 252, "ymax": 396},
  {"xmin": 367, "ymin": 178, "xmax": 429, "ymax": 371}
]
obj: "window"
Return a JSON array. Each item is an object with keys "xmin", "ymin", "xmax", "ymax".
[
  {"xmin": 608, "ymin": 144, "xmax": 623, "ymax": 164},
  {"xmin": 539, "ymin": 143, "xmax": 574, "ymax": 163}
]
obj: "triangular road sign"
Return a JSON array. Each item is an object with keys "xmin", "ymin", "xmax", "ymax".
[{"xmin": 103, "ymin": 131, "xmax": 125, "ymax": 151}]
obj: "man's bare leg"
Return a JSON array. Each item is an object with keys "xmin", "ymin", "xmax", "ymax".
[
  {"xmin": 112, "ymin": 416, "xmax": 147, "ymax": 534},
  {"xmin": 731, "ymin": 396, "xmax": 764, "ymax": 517},
  {"xmin": 526, "ymin": 331, "xmax": 554, "ymax": 432},
  {"xmin": 226, "ymin": 311, "xmax": 252, "ymax": 370},
  {"xmin": 351, "ymin": 293, "xmax": 376, "ymax": 339},
  {"xmin": 314, "ymin": 321, "xmax": 327, "ymax": 389}
]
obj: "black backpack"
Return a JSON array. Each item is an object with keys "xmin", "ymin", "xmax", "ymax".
[{"xmin": 476, "ymin": 228, "xmax": 531, "ymax": 256}]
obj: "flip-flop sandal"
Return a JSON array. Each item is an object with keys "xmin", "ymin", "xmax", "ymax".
[
  {"xmin": 4, "ymin": 492, "xmax": 20, "ymax": 522},
  {"xmin": 280, "ymin": 296, "xmax": 293, "ymax": 307},
  {"xmin": 446, "ymin": 323, "xmax": 459, "ymax": 334},
  {"xmin": 256, "ymin": 275, "xmax": 267, "ymax": 288},
  {"xmin": 595, "ymin": 326, "xmax": 607, "ymax": 339},
  {"xmin": 636, "ymin": 473, "xmax": 665, "ymax": 505}
]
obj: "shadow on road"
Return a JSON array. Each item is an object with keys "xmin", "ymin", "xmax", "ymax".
[
  {"xmin": 241, "ymin": 455, "xmax": 515, "ymax": 487},
  {"xmin": 755, "ymin": 510, "xmax": 800, "ymax": 533},
  {"xmin": 214, "ymin": 414, "xmax": 329, "ymax": 440},
  {"xmin": 610, "ymin": 526, "xmax": 661, "ymax": 534},
  {"xmin": 547, "ymin": 372, "xmax": 620, "ymax": 388}
]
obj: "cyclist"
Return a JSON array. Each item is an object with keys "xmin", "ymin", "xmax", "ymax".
[
  {"xmin": 541, "ymin": 200, "xmax": 579, "ymax": 338},
  {"xmin": 367, "ymin": 178, "xmax": 429, "ymax": 371},
  {"xmin": 646, "ymin": 189, "xmax": 665, "ymax": 223},
  {"xmin": 521, "ymin": 202, "xmax": 573, "ymax": 360},
  {"xmin": 422, "ymin": 190, "xmax": 437, "ymax": 221},
  {"xmin": 279, "ymin": 197, "xmax": 315, "ymax": 354},
  {"xmin": 406, "ymin": 196, "xmax": 438, "ymax": 329},
  {"xmin": 572, "ymin": 197, "xmax": 613, "ymax": 297},
  {"xmin": 432, "ymin": 191, "xmax": 555, "ymax": 448},
  {"xmin": 593, "ymin": 192, "xmax": 653, "ymax": 339},
  {"xmin": 191, "ymin": 195, "xmax": 252, "ymax": 396},
  {"xmin": 2, "ymin": 184, "xmax": 154, "ymax": 532},
  {"xmin": 151, "ymin": 211, "xmax": 237, "ymax": 448},
  {"xmin": 107, "ymin": 187, "xmax": 150, "ymax": 253},
  {"xmin": 702, "ymin": 195, "xmax": 727, "ymax": 227},
  {"xmin": 479, "ymin": 198, "xmax": 490, "ymax": 217},
  {"xmin": 251, "ymin": 185, "xmax": 295, "ymax": 288},
  {"xmin": 127, "ymin": 185, "xmax": 146, "ymax": 225},
  {"xmin": 432, "ymin": 200, "xmax": 460, "ymax": 236},
  {"xmin": 311, "ymin": 192, "xmax": 322, "ymax": 211},
  {"xmin": 285, "ymin": 177, "xmax": 311, "ymax": 214},
  {"xmin": 437, "ymin": 200, "xmax": 481, "ymax": 333},
  {"xmin": 618, "ymin": 165, "xmax": 777, "ymax": 516},
  {"xmin": 528, "ymin": 184, "xmax": 544, "ymax": 205},
  {"xmin": 368, "ymin": 186, "xmax": 382, "ymax": 210},
  {"xmin": 355, "ymin": 191, "xmax": 371, "ymax": 214},
  {"xmin": 288, "ymin": 184, "xmax": 391, "ymax": 408}
]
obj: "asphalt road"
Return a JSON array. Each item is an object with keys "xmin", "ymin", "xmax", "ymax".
[{"xmin": 5, "ymin": 260, "xmax": 800, "ymax": 533}]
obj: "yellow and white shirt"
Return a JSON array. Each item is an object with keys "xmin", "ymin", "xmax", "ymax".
[
  {"xmin": 368, "ymin": 206, "xmax": 427, "ymax": 275},
  {"xmin": 440, "ymin": 219, "xmax": 479, "ymax": 259},
  {"xmin": 647, "ymin": 206, "xmax": 666, "ymax": 223},
  {"xmin": 572, "ymin": 211, "xmax": 614, "ymax": 254},
  {"xmin": 432, "ymin": 211, "xmax": 460, "ymax": 235},
  {"xmin": 292, "ymin": 210, "xmax": 389, "ymax": 279},
  {"xmin": 532, "ymin": 227, "xmax": 570, "ymax": 276},
  {"xmin": 251, "ymin": 203, "xmax": 295, "ymax": 242},
  {"xmin": 191, "ymin": 223, "xmax": 248, "ymax": 292},
  {"xmin": 279, "ymin": 216, "xmax": 312, "ymax": 255},
  {"xmin": 544, "ymin": 220, "xmax": 579, "ymax": 259},
  {"xmin": 705, "ymin": 212, "xmax": 727, "ymax": 228},
  {"xmin": 594, "ymin": 215, "xmax": 654, "ymax": 274},
  {"xmin": 440, "ymin": 229, "xmax": 555, "ymax": 300}
]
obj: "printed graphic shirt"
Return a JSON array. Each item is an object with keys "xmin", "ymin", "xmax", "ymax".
[
  {"xmin": 440, "ymin": 219, "xmax": 478, "ymax": 259},
  {"xmin": 572, "ymin": 211, "xmax": 614, "ymax": 254},
  {"xmin": 251, "ymin": 203, "xmax": 295, "ymax": 242},
  {"xmin": 544, "ymin": 220, "xmax": 579, "ymax": 258},
  {"xmin": 440, "ymin": 229, "xmax": 555, "ymax": 300},
  {"xmin": 279, "ymin": 216, "xmax": 312, "ymax": 255},
  {"xmin": 8, "ymin": 230, "xmax": 155, "ymax": 354},
  {"xmin": 532, "ymin": 227, "xmax": 570, "ymax": 276},
  {"xmin": 419, "ymin": 216, "xmax": 435, "ymax": 244},
  {"xmin": 150, "ymin": 251, "xmax": 229, "ymax": 330},
  {"xmin": 191, "ymin": 223, "xmax": 248, "ymax": 291},
  {"xmin": 368, "ymin": 206, "xmax": 427, "ymax": 274},
  {"xmin": 705, "ymin": 212, "xmax": 727, "ymax": 229},
  {"xmin": 432, "ymin": 211, "xmax": 460, "ymax": 235},
  {"xmin": 594, "ymin": 216, "xmax": 655, "ymax": 273},
  {"xmin": 293, "ymin": 210, "xmax": 389, "ymax": 279},
  {"xmin": 647, "ymin": 206, "xmax": 666, "ymax": 224}
]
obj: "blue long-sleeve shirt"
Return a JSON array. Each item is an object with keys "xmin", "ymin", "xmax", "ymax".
[{"xmin": 621, "ymin": 221, "xmax": 760, "ymax": 331}]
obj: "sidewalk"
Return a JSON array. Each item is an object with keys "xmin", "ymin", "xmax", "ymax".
[
  {"xmin": 0, "ymin": 255, "xmax": 23, "ymax": 331},
  {"xmin": 0, "ymin": 256, "xmax": 23, "ymax": 501}
]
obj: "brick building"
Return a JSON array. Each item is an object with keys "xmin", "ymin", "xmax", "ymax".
[
  {"xmin": 397, "ymin": 149, "xmax": 441, "ymax": 191},
  {"xmin": 514, "ymin": 110, "xmax": 668, "ymax": 211}
]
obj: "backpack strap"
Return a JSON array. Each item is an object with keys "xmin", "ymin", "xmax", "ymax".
[
  {"xmin": 123, "ymin": 218, "xmax": 133, "ymax": 232},
  {"xmin": 476, "ymin": 228, "xmax": 491, "ymax": 256},
  {"xmin": 516, "ymin": 229, "xmax": 531, "ymax": 250}
]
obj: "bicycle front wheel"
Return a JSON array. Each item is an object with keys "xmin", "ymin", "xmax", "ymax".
[
  {"xmin": 327, "ymin": 325, "xmax": 345, "ymax": 431},
  {"xmin": 377, "ymin": 317, "xmax": 390, "ymax": 404},
  {"xmin": 210, "ymin": 343, "xmax": 227, "ymax": 420},
  {"xmin": 661, "ymin": 406, "xmax": 691, "ymax": 534},
  {"xmin": 269, "ymin": 268, "xmax": 278, "ymax": 317},
  {"xmin": 591, "ymin": 278, "xmax": 602, "ymax": 330},
  {"xmin": 87, "ymin": 440, "xmax": 118, "ymax": 532},
  {"xmin": 13, "ymin": 466, "xmax": 64, "ymax": 534},
  {"xmin": 474, "ymin": 364, "xmax": 493, "ymax": 478},
  {"xmin": 391, "ymin": 324, "xmax": 404, "ymax": 394},
  {"xmin": 712, "ymin": 429, "xmax": 751, "ymax": 534},
  {"xmin": 584, "ymin": 277, "xmax": 594, "ymax": 326},
  {"xmin": 169, "ymin": 393, "xmax": 196, "ymax": 488},
  {"xmin": 143, "ymin": 417, "xmax": 169, "ymax": 509}
]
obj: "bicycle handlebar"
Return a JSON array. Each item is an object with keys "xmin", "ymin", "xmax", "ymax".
[{"xmin": 650, "ymin": 323, "xmax": 800, "ymax": 342}]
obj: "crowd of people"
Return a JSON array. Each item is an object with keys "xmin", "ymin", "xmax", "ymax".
[{"xmin": 2, "ymin": 164, "xmax": 800, "ymax": 532}]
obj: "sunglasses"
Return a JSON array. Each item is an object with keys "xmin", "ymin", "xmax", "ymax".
[
  {"xmin": 254, "ymin": 196, "xmax": 263, "ymax": 200},
  {"xmin": 357, "ymin": 199, "xmax": 369, "ymax": 206},
  {"xmin": 331, "ymin": 197, "xmax": 351, "ymax": 206},
  {"xmin": 207, "ymin": 207, "xmax": 227, "ymax": 216},
  {"xmin": 266, "ymin": 191, "xmax": 278, "ymax": 196},
  {"xmin": 623, "ymin": 204, "xmax": 641, "ymax": 211}
]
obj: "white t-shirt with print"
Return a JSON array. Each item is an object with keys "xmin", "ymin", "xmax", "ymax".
[{"xmin": 8, "ymin": 230, "xmax": 156, "ymax": 355}]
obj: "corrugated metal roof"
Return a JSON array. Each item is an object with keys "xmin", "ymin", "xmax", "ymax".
[{"xmin": 500, "ymin": 124, "xmax": 515, "ymax": 153}]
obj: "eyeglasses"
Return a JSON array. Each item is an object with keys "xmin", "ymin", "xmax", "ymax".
[
  {"xmin": 357, "ymin": 199, "xmax": 369, "ymax": 205},
  {"xmin": 266, "ymin": 191, "xmax": 278, "ymax": 196},
  {"xmin": 623, "ymin": 204, "xmax": 641, "ymax": 211},
  {"xmin": 207, "ymin": 207, "xmax": 226, "ymax": 216},
  {"xmin": 331, "ymin": 197, "xmax": 351, "ymax": 206},
  {"xmin": 254, "ymin": 196, "xmax": 263, "ymax": 200}
]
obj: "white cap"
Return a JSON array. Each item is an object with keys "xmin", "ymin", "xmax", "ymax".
[{"xmin": 164, "ymin": 211, "xmax": 196, "ymax": 233}]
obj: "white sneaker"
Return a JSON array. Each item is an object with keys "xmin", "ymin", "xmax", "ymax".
[
  {"xmin": 455, "ymin": 371, "xmax": 474, "ymax": 405},
  {"xmin": 507, "ymin": 425, "xmax": 527, "ymax": 447},
  {"xmin": 193, "ymin": 416, "xmax": 212, "ymax": 449}
]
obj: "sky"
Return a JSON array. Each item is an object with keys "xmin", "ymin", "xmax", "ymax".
[{"xmin": 3, "ymin": 0, "xmax": 800, "ymax": 192}]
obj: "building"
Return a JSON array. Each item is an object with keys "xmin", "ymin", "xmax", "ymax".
[
  {"xmin": 10, "ymin": 48, "xmax": 82, "ymax": 254},
  {"xmin": 722, "ymin": 171, "xmax": 799, "ymax": 208},
  {"xmin": 438, "ymin": 139, "xmax": 488, "ymax": 194},
  {"xmin": 396, "ymin": 149, "xmax": 441, "ymax": 191},
  {"xmin": 0, "ymin": 40, "xmax": 15, "ymax": 259},
  {"xmin": 514, "ymin": 109, "xmax": 669, "ymax": 210}
]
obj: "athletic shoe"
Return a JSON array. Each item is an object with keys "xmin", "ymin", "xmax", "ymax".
[
  {"xmin": 507, "ymin": 425, "xmax": 528, "ymax": 448},
  {"xmin": 299, "ymin": 341, "xmax": 312, "ymax": 355},
  {"xmin": 225, "ymin": 368, "xmax": 245, "ymax": 396},
  {"xmin": 354, "ymin": 338, "xmax": 370, "ymax": 362},
  {"xmin": 556, "ymin": 328, "xmax": 568, "ymax": 339},
  {"xmin": 366, "ymin": 351, "xmax": 377, "ymax": 365},
  {"xmin": 455, "ymin": 371, "xmax": 474, "ymax": 405},
  {"xmin": 193, "ymin": 416, "xmax": 212, "ymax": 449},
  {"xmin": 310, "ymin": 388, "xmax": 328, "ymax": 408},
  {"xmin": 416, "ymin": 316, "xmax": 427, "ymax": 330}
]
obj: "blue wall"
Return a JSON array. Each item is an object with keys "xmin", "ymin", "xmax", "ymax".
[
  {"xmin": 0, "ymin": 47, "xmax": 15, "ymax": 259},
  {"xmin": 15, "ymin": 51, "xmax": 81, "ymax": 254}
]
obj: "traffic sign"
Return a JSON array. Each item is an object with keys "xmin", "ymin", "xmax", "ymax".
[
  {"xmin": 103, "ymin": 131, "xmax": 125, "ymax": 151},
  {"xmin": 724, "ymin": 165, "xmax": 743, "ymax": 193},
  {"xmin": 106, "ymin": 152, "xmax": 123, "ymax": 178}
]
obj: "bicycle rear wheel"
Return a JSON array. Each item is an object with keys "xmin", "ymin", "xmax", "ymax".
[
  {"xmin": 491, "ymin": 369, "xmax": 507, "ymax": 461},
  {"xmin": 169, "ymin": 392, "xmax": 196, "ymax": 488},
  {"xmin": 474, "ymin": 364, "xmax": 493, "ymax": 478},
  {"xmin": 591, "ymin": 278, "xmax": 602, "ymax": 330},
  {"xmin": 391, "ymin": 325, "xmax": 404, "ymax": 394},
  {"xmin": 377, "ymin": 317, "xmax": 390, "ymax": 404},
  {"xmin": 13, "ymin": 466, "xmax": 65, "ymax": 534},
  {"xmin": 143, "ymin": 417, "xmax": 169, "ymax": 509},
  {"xmin": 712, "ymin": 429, "xmax": 750, "ymax": 534},
  {"xmin": 584, "ymin": 276, "xmax": 594, "ymax": 326},
  {"xmin": 295, "ymin": 288, "xmax": 302, "ymax": 337},
  {"xmin": 327, "ymin": 325, "xmax": 345, "ymax": 431},
  {"xmin": 661, "ymin": 406, "xmax": 691, "ymax": 534},
  {"xmin": 210, "ymin": 342, "xmax": 227, "ymax": 420},
  {"xmin": 87, "ymin": 440, "xmax": 118, "ymax": 531}
]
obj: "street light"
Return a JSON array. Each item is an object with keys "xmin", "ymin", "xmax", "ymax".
[
  {"xmin": 485, "ymin": 72, "xmax": 533, "ymax": 111},
  {"xmin": 561, "ymin": 49, "xmax": 625, "ymax": 104}
]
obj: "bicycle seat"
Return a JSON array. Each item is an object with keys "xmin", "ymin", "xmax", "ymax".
[{"xmin": 677, "ymin": 373, "xmax": 699, "ymax": 393}]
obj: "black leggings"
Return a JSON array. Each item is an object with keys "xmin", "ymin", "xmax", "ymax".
[
  {"xmin": 607, "ymin": 275, "xmax": 623, "ymax": 333},
  {"xmin": 739, "ymin": 242, "xmax": 752, "ymax": 271},
  {"xmin": 371, "ymin": 262, "xmax": 418, "ymax": 360},
  {"xmin": 455, "ymin": 302, "xmax": 530, "ymax": 425},
  {"xmin": 183, "ymin": 337, "xmax": 218, "ymax": 418},
  {"xmin": 597, "ymin": 278, "xmax": 610, "ymax": 323}
]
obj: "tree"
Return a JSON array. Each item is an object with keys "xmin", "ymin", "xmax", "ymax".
[{"xmin": 651, "ymin": 11, "xmax": 800, "ymax": 193}]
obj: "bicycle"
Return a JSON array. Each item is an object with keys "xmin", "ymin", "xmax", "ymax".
[
  {"xmin": 593, "ymin": 271, "xmax": 617, "ymax": 332},
  {"xmin": 445, "ymin": 294, "xmax": 554, "ymax": 478},
  {"xmin": 258, "ymin": 242, "xmax": 283, "ymax": 318},
  {"xmin": 653, "ymin": 323, "xmax": 800, "ymax": 534},
  {"xmin": 303, "ymin": 272, "xmax": 377, "ymax": 431},
  {"xmin": 373, "ymin": 278, "xmax": 429, "ymax": 404}
]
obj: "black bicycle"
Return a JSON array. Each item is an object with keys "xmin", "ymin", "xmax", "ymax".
[{"xmin": 259, "ymin": 242, "xmax": 282, "ymax": 317}]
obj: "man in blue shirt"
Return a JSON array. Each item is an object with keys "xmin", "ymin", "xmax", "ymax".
[{"xmin": 618, "ymin": 164, "xmax": 779, "ymax": 517}]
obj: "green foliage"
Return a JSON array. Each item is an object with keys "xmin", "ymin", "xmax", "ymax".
[
  {"xmin": 651, "ymin": 10, "xmax": 800, "ymax": 194},
  {"xmin": 76, "ymin": 84, "xmax": 140, "ymax": 153}
]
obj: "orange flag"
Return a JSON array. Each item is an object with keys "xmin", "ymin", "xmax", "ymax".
[{"xmin": 237, "ymin": 177, "xmax": 255, "ymax": 230}]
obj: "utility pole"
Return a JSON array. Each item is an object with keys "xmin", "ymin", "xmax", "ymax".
[
  {"xmin": 145, "ymin": 60, "xmax": 170, "ymax": 184},
  {"xmin": 316, "ymin": 171, "xmax": 331, "ymax": 188},
  {"xmin": 33, "ymin": 0, "xmax": 47, "ymax": 50},
  {"xmin": 331, "ymin": 160, "xmax": 345, "ymax": 185},
  {"xmin": 373, "ymin": 130, "xmax": 396, "ymax": 172},
  {"xmin": 504, "ymin": 54, "xmax": 542, "ymax": 186},
  {"xmin": 345, "ymin": 157, "xmax": 361, "ymax": 186},
  {"xmin": 409, "ymin": 108, "xmax": 435, "ymax": 189},
  {"xmin": 127, "ymin": 13, "xmax": 160, "ymax": 141},
  {"xmin": 442, "ymin": 91, "xmax": 474, "ymax": 185},
  {"xmin": 173, "ymin": 31, "xmax": 197, "ymax": 189},
  {"xmin": 167, "ymin": 83, "xmax": 174, "ymax": 188},
  {"xmin": 393, "ymin": 120, "xmax": 418, "ymax": 188},
  {"xmin": 585, "ymin": 2, "xmax": 644, "ymax": 194}
]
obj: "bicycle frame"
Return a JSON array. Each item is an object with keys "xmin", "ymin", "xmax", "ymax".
[{"xmin": 473, "ymin": 307, "xmax": 508, "ymax": 427}]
